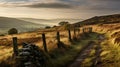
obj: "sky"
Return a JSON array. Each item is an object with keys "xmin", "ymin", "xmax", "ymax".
[{"xmin": 0, "ymin": 0, "xmax": 120, "ymax": 19}]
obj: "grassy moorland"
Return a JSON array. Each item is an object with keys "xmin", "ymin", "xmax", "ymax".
[
  {"xmin": 76, "ymin": 14, "xmax": 120, "ymax": 66},
  {"xmin": 92, "ymin": 23, "xmax": 120, "ymax": 67},
  {"xmin": 0, "ymin": 14, "xmax": 120, "ymax": 67},
  {"xmin": 0, "ymin": 26, "xmax": 90, "ymax": 67}
]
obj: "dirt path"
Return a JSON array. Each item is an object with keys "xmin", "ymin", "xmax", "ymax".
[
  {"xmin": 91, "ymin": 34, "xmax": 105, "ymax": 67},
  {"xmin": 91, "ymin": 44, "xmax": 102, "ymax": 67},
  {"xmin": 69, "ymin": 34, "xmax": 105, "ymax": 67},
  {"xmin": 69, "ymin": 41, "xmax": 96, "ymax": 67}
]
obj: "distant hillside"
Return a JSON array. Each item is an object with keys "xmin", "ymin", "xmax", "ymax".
[
  {"xmin": 0, "ymin": 17, "xmax": 45, "ymax": 34},
  {"xmin": 20, "ymin": 18, "xmax": 83, "ymax": 26},
  {"xmin": 76, "ymin": 14, "xmax": 120, "ymax": 25}
]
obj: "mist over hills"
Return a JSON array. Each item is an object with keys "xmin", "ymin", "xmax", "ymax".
[
  {"xmin": 0, "ymin": 16, "xmax": 82, "ymax": 34},
  {"xmin": 20, "ymin": 18, "xmax": 82, "ymax": 26},
  {"xmin": 0, "ymin": 17, "xmax": 45, "ymax": 34},
  {"xmin": 1, "ymin": 14, "xmax": 119, "ymax": 34}
]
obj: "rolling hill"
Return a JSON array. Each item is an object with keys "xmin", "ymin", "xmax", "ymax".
[
  {"xmin": 75, "ymin": 14, "xmax": 120, "ymax": 25},
  {"xmin": 0, "ymin": 17, "xmax": 45, "ymax": 34}
]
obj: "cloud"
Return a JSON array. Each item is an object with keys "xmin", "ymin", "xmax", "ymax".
[
  {"xmin": 0, "ymin": 0, "xmax": 119, "ymax": 19},
  {"xmin": 90, "ymin": 1, "xmax": 120, "ymax": 11},
  {"xmin": 0, "ymin": 0, "xmax": 60, "ymax": 3},
  {"xmin": 0, "ymin": 0, "xmax": 73, "ymax": 8},
  {"xmin": 22, "ymin": 3, "xmax": 73, "ymax": 8},
  {"xmin": 0, "ymin": 0, "xmax": 32, "ymax": 2},
  {"xmin": 69, "ymin": 0, "xmax": 120, "ymax": 11},
  {"xmin": 0, "ymin": 0, "xmax": 120, "ymax": 11},
  {"xmin": 92, "ymin": 0, "xmax": 120, "ymax": 1}
]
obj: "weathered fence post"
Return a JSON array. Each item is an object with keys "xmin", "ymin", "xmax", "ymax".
[
  {"xmin": 68, "ymin": 29, "xmax": 72, "ymax": 41},
  {"xmin": 91, "ymin": 27, "xmax": 92, "ymax": 32},
  {"xmin": 78, "ymin": 28, "xmax": 80, "ymax": 34},
  {"xmin": 82, "ymin": 28, "xmax": 85, "ymax": 33},
  {"xmin": 88, "ymin": 27, "xmax": 90, "ymax": 33},
  {"xmin": 74, "ymin": 28, "xmax": 76, "ymax": 37},
  {"xmin": 12, "ymin": 37, "xmax": 18, "ymax": 56},
  {"xmin": 85, "ymin": 28, "xmax": 87, "ymax": 33},
  {"xmin": 89, "ymin": 27, "xmax": 92, "ymax": 32},
  {"xmin": 87, "ymin": 28, "xmax": 89, "ymax": 33},
  {"xmin": 56, "ymin": 31, "xmax": 61, "ymax": 48},
  {"xmin": 42, "ymin": 33, "xmax": 48, "ymax": 52}
]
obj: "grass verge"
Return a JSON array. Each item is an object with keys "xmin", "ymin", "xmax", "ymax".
[{"xmin": 47, "ymin": 32, "xmax": 99, "ymax": 67}]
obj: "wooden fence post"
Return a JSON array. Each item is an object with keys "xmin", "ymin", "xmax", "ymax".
[
  {"xmin": 87, "ymin": 28, "xmax": 89, "ymax": 33},
  {"xmin": 82, "ymin": 28, "xmax": 85, "ymax": 33},
  {"xmin": 74, "ymin": 28, "xmax": 76, "ymax": 37},
  {"xmin": 91, "ymin": 27, "xmax": 92, "ymax": 32},
  {"xmin": 78, "ymin": 28, "xmax": 80, "ymax": 34},
  {"xmin": 68, "ymin": 29, "xmax": 72, "ymax": 41},
  {"xmin": 12, "ymin": 37, "xmax": 18, "ymax": 56},
  {"xmin": 89, "ymin": 27, "xmax": 92, "ymax": 32},
  {"xmin": 85, "ymin": 28, "xmax": 87, "ymax": 32},
  {"xmin": 56, "ymin": 31, "xmax": 61, "ymax": 48},
  {"xmin": 89, "ymin": 27, "xmax": 91, "ymax": 33},
  {"xmin": 42, "ymin": 33, "xmax": 48, "ymax": 52},
  {"xmin": 85, "ymin": 28, "xmax": 87, "ymax": 33}
]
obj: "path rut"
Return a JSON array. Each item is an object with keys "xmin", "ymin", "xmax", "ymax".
[
  {"xmin": 69, "ymin": 41, "xmax": 95, "ymax": 67},
  {"xmin": 69, "ymin": 34, "xmax": 105, "ymax": 67}
]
